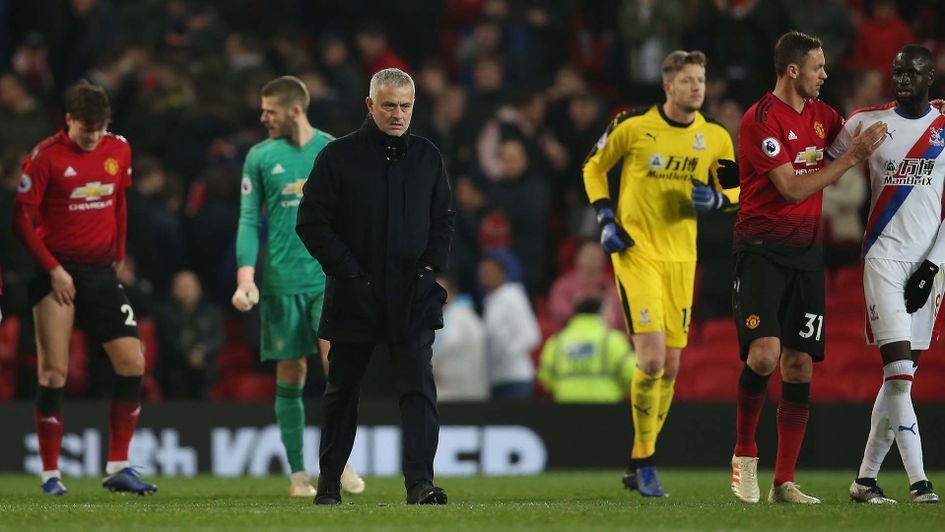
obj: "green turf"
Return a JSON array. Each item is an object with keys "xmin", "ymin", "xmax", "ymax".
[{"xmin": 0, "ymin": 470, "xmax": 942, "ymax": 531}]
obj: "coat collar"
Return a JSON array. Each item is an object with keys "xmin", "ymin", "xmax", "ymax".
[{"xmin": 361, "ymin": 114, "xmax": 411, "ymax": 160}]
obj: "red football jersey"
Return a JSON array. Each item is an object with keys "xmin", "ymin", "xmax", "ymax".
[
  {"xmin": 16, "ymin": 130, "xmax": 132, "ymax": 267},
  {"xmin": 735, "ymin": 92, "xmax": 844, "ymax": 269}
]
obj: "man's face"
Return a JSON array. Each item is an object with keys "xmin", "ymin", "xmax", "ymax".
[
  {"xmin": 260, "ymin": 96, "xmax": 297, "ymax": 139},
  {"xmin": 793, "ymin": 48, "xmax": 827, "ymax": 100},
  {"xmin": 664, "ymin": 63, "xmax": 706, "ymax": 113},
  {"xmin": 892, "ymin": 52, "xmax": 933, "ymax": 105},
  {"xmin": 65, "ymin": 114, "xmax": 107, "ymax": 152},
  {"xmin": 366, "ymin": 83, "xmax": 414, "ymax": 137},
  {"xmin": 478, "ymin": 258, "xmax": 505, "ymax": 292}
]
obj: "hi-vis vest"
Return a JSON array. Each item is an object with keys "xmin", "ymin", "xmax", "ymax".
[{"xmin": 538, "ymin": 314, "xmax": 636, "ymax": 403}]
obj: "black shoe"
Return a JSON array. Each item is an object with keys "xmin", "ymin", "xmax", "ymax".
[
  {"xmin": 406, "ymin": 482, "xmax": 448, "ymax": 505},
  {"xmin": 314, "ymin": 492, "xmax": 342, "ymax": 505},
  {"xmin": 622, "ymin": 469, "xmax": 638, "ymax": 491}
]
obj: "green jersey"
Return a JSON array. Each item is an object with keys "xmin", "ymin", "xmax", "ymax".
[{"xmin": 237, "ymin": 131, "xmax": 333, "ymax": 295}]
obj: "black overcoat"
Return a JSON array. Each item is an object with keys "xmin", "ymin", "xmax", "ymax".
[{"xmin": 296, "ymin": 117, "xmax": 454, "ymax": 343}]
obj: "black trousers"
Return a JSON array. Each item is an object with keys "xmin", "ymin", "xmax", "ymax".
[{"xmin": 317, "ymin": 330, "xmax": 438, "ymax": 493}]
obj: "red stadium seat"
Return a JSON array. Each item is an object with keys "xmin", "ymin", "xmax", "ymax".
[
  {"xmin": 0, "ymin": 317, "xmax": 21, "ymax": 400},
  {"xmin": 66, "ymin": 329, "xmax": 89, "ymax": 396},
  {"xmin": 137, "ymin": 318, "xmax": 162, "ymax": 401}
]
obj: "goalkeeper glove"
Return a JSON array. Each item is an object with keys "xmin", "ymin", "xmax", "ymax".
[
  {"xmin": 594, "ymin": 201, "xmax": 634, "ymax": 253},
  {"xmin": 905, "ymin": 260, "xmax": 940, "ymax": 313},
  {"xmin": 691, "ymin": 179, "xmax": 728, "ymax": 213},
  {"xmin": 716, "ymin": 159, "xmax": 739, "ymax": 189}
]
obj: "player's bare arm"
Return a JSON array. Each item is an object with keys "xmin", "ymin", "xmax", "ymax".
[{"xmin": 768, "ymin": 121, "xmax": 887, "ymax": 203}]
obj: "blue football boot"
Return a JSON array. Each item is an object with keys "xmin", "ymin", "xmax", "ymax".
[
  {"xmin": 102, "ymin": 467, "xmax": 158, "ymax": 495},
  {"xmin": 636, "ymin": 466, "xmax": 666, "ymax": 497},
  {"xmin": 42, "ymin": 477, "xmax": 68, "ymax": 496}
]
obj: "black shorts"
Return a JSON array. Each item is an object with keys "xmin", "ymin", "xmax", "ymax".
[
  {"xmin": 29, "ymin": 264, "xmax": 140, "ymax": 344},
  {"xmin": 732, "ymin": 252, "xmax": 825, "ymax": 361}
]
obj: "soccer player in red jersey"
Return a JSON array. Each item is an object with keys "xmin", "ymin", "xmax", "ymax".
[
  {"xmin": 13, "ymin": 80, "xmax": 157, "ymax": 496},
  {"xmin": 728, "ymin": 32, "xmax": 888, "ymax": 504}
]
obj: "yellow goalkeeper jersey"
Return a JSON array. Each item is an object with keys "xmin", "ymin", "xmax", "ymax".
[{"xmin": 583, "ymin": 105, "xmax": 738, "ymax": 262}]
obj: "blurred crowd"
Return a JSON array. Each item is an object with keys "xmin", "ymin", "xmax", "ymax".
[{"xmin": 1, "ymin": 0, "xmax": 943, "ymax": 401}]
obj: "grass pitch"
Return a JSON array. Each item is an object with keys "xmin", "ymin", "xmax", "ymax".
[{"xmin": 1, "ymin": 470, "xmax": 943, "ymax": 531}]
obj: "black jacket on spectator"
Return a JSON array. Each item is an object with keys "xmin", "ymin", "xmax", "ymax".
[{"xmin": 296, "ymin": 116, "xmax": 454, "ymax": 343}]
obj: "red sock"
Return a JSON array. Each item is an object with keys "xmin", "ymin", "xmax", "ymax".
[
  {"xmin": 108, "ymin": 400, "xmax": 141, "ymax": 462},
  {"xmin": 735, "ymin": 389, "xmax": 765, "ymax": 457},
  {"xmin": 34, "ymin": 409, "xmax": 63, "ymax": 472},
  {"xmin": 773, "ymin": 399, "xmax": 809, "ymax": 486}
]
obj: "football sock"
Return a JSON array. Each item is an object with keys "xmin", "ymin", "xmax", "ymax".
[
  {"xmin": 881, "ymin": 360, "xmax": 927, "ymax": 485},
  {"xmin": 655, "ymin": 377, "xmax": 676, "ymax": 435},
  {"xmin": 276, "ymin": 380, "xmax": 306, "ymax": 473},
  {"xmin": 734, "ymin": 364, "xmax": 769, "ymax": 457},
  {"xmin": 630, "ymin": 366, "xmax": 662, "ymax": 459},
  {"xmin": 773, "ymin": 381, "xmax": 810, "ymax": 486},
  {"xmin": 35, "ymin": 385, "xmax": 64, "ymax": 475},
  {"xmin": 857, "ymin": 370, "xmax": 897, "ymax": 479},
  {"xmin": 108, "ymin": 376, "xmax": 142, "ymax": 467}
]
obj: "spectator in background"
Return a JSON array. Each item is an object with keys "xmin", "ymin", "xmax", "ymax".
[
  {"xmin": 156, "ymin": 270, "xmax": 223, "ymax": 399},
  {"xmin": 485, "ymin": 138, "xmax": 549, "ymax": 293},
  {"xmin": 480, "ymin": 254, "xmax": 540, "ymax": 400},
  {"xmin": 466, "ymin": 55, "xmax": 506, "ymax": 136},
  {"xmin": 538, "ymin": 299, "xmax": 635, "ymax": 403},
  {"xmin": 355, "ymin": 23, "xmax": 410, "ymax": 77},
  {"xmin": 847, "ymin": 0, "xmax": 914, "ymax": 97},
  {"xmin": 126, "ymin": 155, "xmax": 186, "ymax": 295},
  {"xmin": 319, "ymin": 34, "xmax": 366, "ymax": 126},
  {"xmin": 843, "ymin": 69, "xmax": 884, "ymax": 117},
  {"xmin": 0, "ymin": 73, "xmax": 49, "ymax": 150},
  {"xmin": 547, "ymin": 239, "xmax": 623, "ymax": 332},
  {"xmin": 432, "ymin": 275, "xmax": 488, "ymax": 402},
  {"xmin": 10, "ymin": 32, "xmax": 54, "ymax": 98},
  {"xmin": 787, "ymin": 0, "xmax": 854, "ymax": 70},
  {"xmin": 822, "ymin": 165, "xmax": 868, "ymax": 271}
]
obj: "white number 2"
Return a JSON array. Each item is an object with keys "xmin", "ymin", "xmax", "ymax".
[
  {"xmin": 798, "ymin": 313, "xmax": 823, "ymax": 341},
  {"xmin": 121, "ymin": 304, "xmax": 137, "ymax": 326}
]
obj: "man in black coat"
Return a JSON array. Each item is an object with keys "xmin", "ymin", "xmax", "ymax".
[{"xmin": 296, "ymin": 68, "xmax": 453, "ymax": 505}]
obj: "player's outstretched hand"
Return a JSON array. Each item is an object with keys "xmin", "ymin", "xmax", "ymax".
[
  {"xmin": 846, "ymin": 121, "xmax": 888, "ymax": 164},
  {"xmin": 50, "ymin": 265, "xmax": 75, "ymax": 306},
  {"xmin": 232, "ymin": 281, "xmax": 259, "ymax": 312},
  {"xmin": 716, "ymin": 159, "xmax": 739, "ymax": 189},
  {"xmin": 904, "ymin": 260, "xmax": 940, "ymax": 313}
]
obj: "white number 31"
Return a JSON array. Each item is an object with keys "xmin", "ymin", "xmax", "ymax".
[{"xmin": 798, "ymin": 313, "xmax": 823, "ymax": 341}]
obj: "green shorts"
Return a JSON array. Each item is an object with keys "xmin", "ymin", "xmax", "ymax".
[{"xmin": 259, "ymin": 292, "xmax": 323, "ymax": 361}]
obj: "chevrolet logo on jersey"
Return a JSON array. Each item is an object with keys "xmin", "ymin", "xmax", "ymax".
[
  {"xmin": 794, "ymin": 146, "xmax": 824, "ymax": 166},
  {"xmin": 282, "ymin": 179, "xmax": 305, "ymax": 196},
  {"xmin": 71, "ymin": 181, "xmax": 115, "ymax": 201}
]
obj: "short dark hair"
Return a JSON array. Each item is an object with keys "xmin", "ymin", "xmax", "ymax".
[
  {"xmin": 897, "ymin": 44, "xmax": 934, "ymax": 66},
  {"xmin": 773, "ymin": 31, "xmax": 822, "ymax": 76},
  {"xmin": 261, "ymin": 75, "xmax": 310, "ymax": 111},
  {"xmin": 64, "ymin": 79, "xmax": 110, "ymax": 126},
  {"xmin": 661, "ymin": 50, "xmax": 707, "ymax": 82}
]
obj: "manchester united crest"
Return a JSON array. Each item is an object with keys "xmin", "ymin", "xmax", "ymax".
[
  {"xmin": 746, "ymin": 314, "xmax": 761, "ymax": 329},
  {"xmin": 104, "ymin": 158, "xmax": 120, "ymax": 176},
  {"xmin": 813, "ymin": 121, "xmax": 825, "ymax": 140}
]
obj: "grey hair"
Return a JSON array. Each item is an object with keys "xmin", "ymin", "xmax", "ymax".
[{"xmin": 368, "ymin": 68, "xmax": 415, "ymax": 100}]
